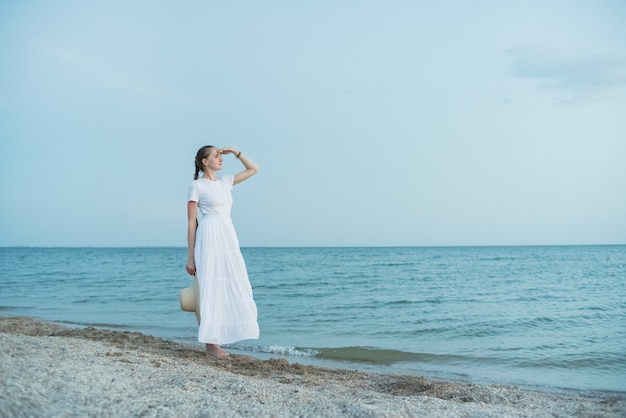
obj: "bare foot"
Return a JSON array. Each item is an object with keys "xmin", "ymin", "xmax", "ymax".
[{"xmin": 206, "ymin": 344, "xmax": 230, "ymax": 359}]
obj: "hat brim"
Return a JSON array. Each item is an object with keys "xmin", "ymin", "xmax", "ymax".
[{"xmin": 179, "ymin": 276, "xmax": 201, "ymax": 325}]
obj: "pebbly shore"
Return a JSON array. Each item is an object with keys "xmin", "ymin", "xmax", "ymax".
[{"xmin": 1, "ymin": 316, "xmax": 624, "ymax": 417}]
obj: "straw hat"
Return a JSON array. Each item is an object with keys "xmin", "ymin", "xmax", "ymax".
[{"xmin": 179, "ymin": 276, "xmax": 200, "ymax": 325}]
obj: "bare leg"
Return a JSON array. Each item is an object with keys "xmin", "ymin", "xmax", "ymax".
[{"xmin": 206, "ymin": 344, "xmax": 230, "ymax": 359}]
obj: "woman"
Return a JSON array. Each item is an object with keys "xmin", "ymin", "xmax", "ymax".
[{"xmin": 186, "ymin": 145, "xmax": 260, "ymax": 358}]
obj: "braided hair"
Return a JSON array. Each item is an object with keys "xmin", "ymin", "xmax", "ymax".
[{"xmin": 194, "ymin": 145, "xmax": 216, "ymax": 180}]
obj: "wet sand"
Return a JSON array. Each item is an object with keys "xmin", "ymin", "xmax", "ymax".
[{"xmin": 1, "ymin": 316, "xmax": 624, "ymax": 417}]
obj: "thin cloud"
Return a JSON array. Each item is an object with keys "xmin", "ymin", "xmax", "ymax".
[{"xmin": 508, "ymin": 45, "xmax": 626, "ymax": 105}]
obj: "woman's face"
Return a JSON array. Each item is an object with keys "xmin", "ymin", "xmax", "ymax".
[{"xmin": 202, "ymin": 147, "xmax": 223, "ymax": 171}]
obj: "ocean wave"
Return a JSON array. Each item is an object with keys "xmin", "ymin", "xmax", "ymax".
[
  {"xmin": 315, "ymin": 346, "xmax": 472, "ymax": 366},
  {"xmin": 235, "ymin": 344, "xmax": 319, "ymax": 357}
]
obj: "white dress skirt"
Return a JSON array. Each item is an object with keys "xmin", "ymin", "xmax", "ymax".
[{"xmin": 188, "ymin": 175, "xmax": 259, "ymax": 345}]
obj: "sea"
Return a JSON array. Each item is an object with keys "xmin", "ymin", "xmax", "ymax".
[{"xmin": 1, "ymin": 245, "xmax": 624, "ymax": 393}]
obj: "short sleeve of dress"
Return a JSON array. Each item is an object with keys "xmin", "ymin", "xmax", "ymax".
[
  {"xmin": 187, "ymin": 181, "xmax": 199, "ymax": 202},
  {"xmin": 221, "ymin": 175, "xmax": 235, "ymax": 191}
]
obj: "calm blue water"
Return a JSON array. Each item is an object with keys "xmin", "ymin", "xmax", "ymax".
[{"xmin": 1, "ymin": 246, "xmax": 624, "ymax": 392}]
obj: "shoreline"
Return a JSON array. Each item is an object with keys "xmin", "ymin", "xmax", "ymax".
[{"xmin": 1, "ymin": 316, "xmax": 624, "ymax": 417}]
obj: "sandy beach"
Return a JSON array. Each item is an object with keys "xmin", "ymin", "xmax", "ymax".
[{"xmin": 1, "ymin": 317, "xmax": 624, "ymax": 417}]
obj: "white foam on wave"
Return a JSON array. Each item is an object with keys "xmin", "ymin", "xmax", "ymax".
[
  {"xmin": 234, "ymin": 344, "xmax": 319, "ymax": 357},
  {"xmin": 263, "ymin": 345, "xmax": 319, "ymax": 357}
]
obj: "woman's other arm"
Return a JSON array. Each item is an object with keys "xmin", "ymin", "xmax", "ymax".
[{"xmin": 186, "ymin": 201, "xmax": 198, "ymax": 276}]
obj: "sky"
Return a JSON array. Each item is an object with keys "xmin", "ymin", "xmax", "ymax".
[{"xmin": 1, "ymin": 0, "xmax": 625, "ymax": 247}]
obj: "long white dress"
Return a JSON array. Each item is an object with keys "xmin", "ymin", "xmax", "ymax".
[{"xmin": 187, "ymin": 175, "xmax": 259, "ymax": 345}]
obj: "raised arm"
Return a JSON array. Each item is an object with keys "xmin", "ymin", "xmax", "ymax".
[{"xmin": 220, "ymin": 147, "xmax": 259, "ymax": 185}]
